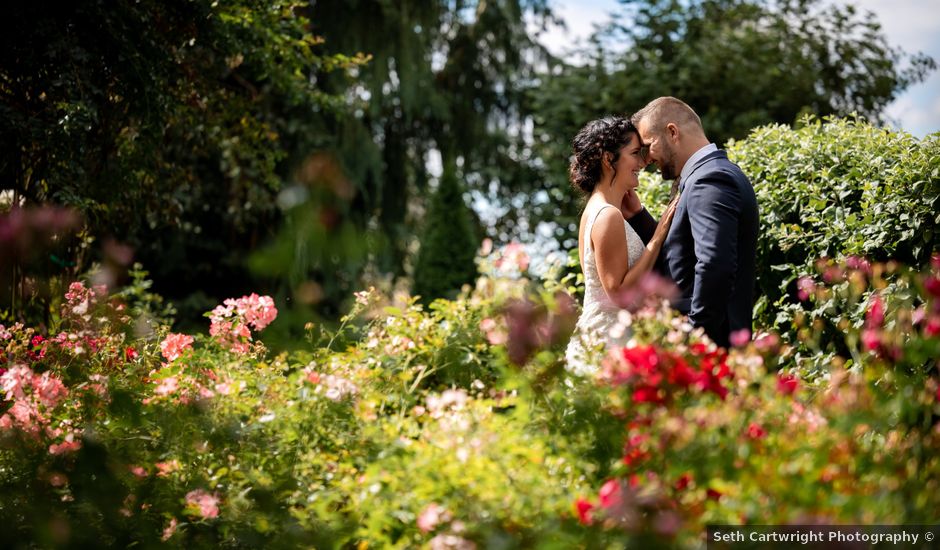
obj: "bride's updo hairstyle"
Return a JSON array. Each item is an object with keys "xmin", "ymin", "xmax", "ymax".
[{"xmin": 569, "ymin": 115, "xmax": 638, "ymax": 195}]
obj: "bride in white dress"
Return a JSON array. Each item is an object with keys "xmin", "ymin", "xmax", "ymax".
[{"xmin": 565, "ymin": 116, "xmax": 678, "ymax": 374}]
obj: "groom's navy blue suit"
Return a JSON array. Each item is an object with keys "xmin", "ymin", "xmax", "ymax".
[{"xmin": 629, "ymin": 150, "xmax": 759, "ymax": 347}]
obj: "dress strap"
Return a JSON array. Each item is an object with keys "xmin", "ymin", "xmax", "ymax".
[{"xmin": 584, "ymin": 202, "xmax": 615, "ymax": 257}]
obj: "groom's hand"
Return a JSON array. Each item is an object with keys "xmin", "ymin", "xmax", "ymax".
[{"xmin": 620, "ymin": 190, "xmax": 643, "ymax": 220}]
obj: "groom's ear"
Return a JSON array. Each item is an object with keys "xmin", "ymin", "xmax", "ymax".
[{"xmin": 665, "ymin": 122, "xmax": 680, "ymax": 143}]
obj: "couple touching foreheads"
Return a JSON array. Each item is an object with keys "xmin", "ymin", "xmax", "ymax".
[{"xmin": 566, "ymin": 97, "xmax": 759, "ymax": 373}]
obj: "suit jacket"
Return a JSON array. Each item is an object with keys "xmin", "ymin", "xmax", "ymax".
[{"xmin": 629, "ymin": 150, "xmax": 759, "ymax": 347}]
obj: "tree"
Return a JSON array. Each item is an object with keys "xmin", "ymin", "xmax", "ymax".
[
  {"xmin": 413, "ymin": 165, "xmax": 479, "ymax": 303},
  {"xmin": 308, "ymin": 0, "xmax": 554, "ymax": 275},
  {"xmin": 526, "ymin": 0, "xmax": 936, "ymax": 250},
  {"xmin": 0, "ymin": 0, "xmax": 364, "ymax": 323}
]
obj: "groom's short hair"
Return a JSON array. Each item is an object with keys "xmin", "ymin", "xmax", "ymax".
[{"xmin": 633, "ymin": 97, "xmax": 704, "ymax": 134}]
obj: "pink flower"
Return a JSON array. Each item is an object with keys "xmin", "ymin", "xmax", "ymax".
[
  {"xmin": 495, "ymin": 242, "xmax": 530, "ymax": 272},
  {"xmin": 49, "ymin": 437, "xmax": 82, "ymax": 455},
  {"xmin": 156, "ymin": 460, "xmax": 181, "ymax": 477},
  {"xmin": 153, "ymin": 376, "xmax": 179, "ymax": 396},
  {"xmin": 185, "ymin": 489, "xmax": 220, "ymax": 519},
  {"xmin": 48, "ymin": 472, "xmax": 68, "ymax": 487},
  {"xmin": 353, "ymin": 287, "xmax": 376, "ymax": 307},
  {"xmin": 865, "ymin": 294, "xmax": 885, "ymax": 328},
  {"xmin": 574, "ymin": 498, "xmax": 594, "ymax": 525},
  {"xmin": 845, "ymin": 255, "xmax": 871, "ymax": 275},
  {"xmin": 161, "ymin": 518, "xmax": 179, "ymax": 541},
  {"xmin": 753, "ymin": 332, "xmax": 780, "ymax": 353},
  {"xmin": 417, "ymin": 503, "xmax": 445, "ymax": 533},
  {"xmin": 598, "ymin": 479, "xmax": 623, "ymax": 510},
  {"xmin": 1, "ymin": 364, "xmax": 34, "ymax": 401},
  {"xmin": 129, "ymin": 466, "xmax": 148, "ymax": 478},
  {"xmin": 160, "ymin": 333, "xmax": 194, "ymax": 362},
  {"xmin": 746, "ymin": 422, "xmax": 767, "ymax": 440},
  {"xmin": 33, "ymin": 371, "xmax": 68, "ymax": 408},
  {"xmin": 796, "ymin": 276, "xmax": 816, "ymax": 301},
  {"xmin": 64, "ymin": 282, "xmax": 87, "ymax": 302},
  {"xmin": 729, "ymin": 329, "xmax": 751, "ymax": 347},
  {"xmin": 479, "ymin": 318, "xmax": 507, "ymax": 345}
]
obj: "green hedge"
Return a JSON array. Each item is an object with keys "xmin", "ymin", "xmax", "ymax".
[{"xmin": 727, "ymin": 115, "xmax": 940, "ymax": 327}]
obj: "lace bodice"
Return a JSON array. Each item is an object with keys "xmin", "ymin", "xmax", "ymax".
[{"xmin": 565, "ymin": 201, "xmax": 645, "ymax": 374}]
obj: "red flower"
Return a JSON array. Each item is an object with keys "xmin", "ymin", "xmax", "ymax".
[
  {"xmin": 746, "ymin": 422, "xmax": 767, "ymax": 440},
  {"xmin": 622, "ymin": 434, "xmax": 649, "ymax": 467},
  {"xmin": 706, "ymin": 488, "xmax": 722, "ymax": 501},
  {"xmin": 632, "ymin": 386, "xmax": 664, "ymax": 404},
  {"xmin": 125, "ymin": 347, "xmax": 139, "ymax": 361},
  {"xmin": 861, "ymin": 329, "xmax": 881, "ymax": 351},
  {"xmin": 865, "ymin": 294, "xmax": 885, "ymax": 328},
  {"xmin": 926, "ymin": 316, "xmax": 940, "ymax": 338},
  {"xmin": 674, "ymin": 473, "xmax": 693, "ymax": 491},
  {"xmin": 598, "ymin": 479, "xmax": 623, "ymax": 510},
  {"xmin": 925, "ymin": 277, "xmax": 940, "ymax": 299},
  {"xmin": 776, "ymin": 373, "xmax": 799, "ymax": 395},
  {"xmin": 575, "ymin": 498, "xmax": 594, "ymax": 525},
  {"xmin": 622, "ymin": 345, "xmax": 663, "ymax": 386},
  {"xmin": 668, "ymin": 357, "xmax": 706, "ymax": 389}
]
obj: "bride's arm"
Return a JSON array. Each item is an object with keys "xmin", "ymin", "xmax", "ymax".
[{"xmin": 594, "ymin": 199, "xmax": 678, "ymax": 298}]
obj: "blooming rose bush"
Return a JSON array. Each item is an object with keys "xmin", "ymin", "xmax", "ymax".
[{"xmin": 0, "ymin": 253, "xmax": 938, "ymax": 548}]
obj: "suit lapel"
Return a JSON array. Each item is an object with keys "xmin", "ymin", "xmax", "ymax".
[{"xmin": 680, "ymin": 150, "xmax": 726, "ymax": 192}]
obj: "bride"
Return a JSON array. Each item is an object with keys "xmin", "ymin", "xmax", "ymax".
[{"xmin": 565, "ymin": 116, "xmax": 677, "ymax": 374}]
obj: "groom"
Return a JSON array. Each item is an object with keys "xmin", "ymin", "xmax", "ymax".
[{"xmin": 622, "ymin": 97, "xmax": 759, "ymax": 348}]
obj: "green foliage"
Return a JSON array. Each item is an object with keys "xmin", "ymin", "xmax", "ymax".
[
  {"xmin": 0, "ymin": 0, "xmax": 366, "ymax": 324},
  {"xmin": 1, "ymin": 257, "xmax": 940, "ymax": 547},
  {"xmin": 727, "ymin": 115, "xmax": 940, "ymax": 328},
  {"xmin": 309, "ymin": 0, "xmax": 553, "ymax": 269},
  {"xmin": 413, "ymin": 169, "xmax": 480, "ymax": 303}
]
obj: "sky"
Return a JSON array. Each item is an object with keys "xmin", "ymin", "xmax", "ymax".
[{"xmin": 539, "ymin": 0, "xmax": 940, "ymax": 138}]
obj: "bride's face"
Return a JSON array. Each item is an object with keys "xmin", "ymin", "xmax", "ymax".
[{"xmin": 613, "ymin": 134, "xmax": 646, "ymax": 191}]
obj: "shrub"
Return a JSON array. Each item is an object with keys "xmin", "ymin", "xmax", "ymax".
[
  {"xmin": 413, "ymin": 167, "xmax": 480, "ymax": 304},
  {"xmin": 726, "ymin": 115, "xmax": 940, "ymax": 327},
  {"xmin": 2, "ymin": 254, "xmax": 939, "ymax": 547}
]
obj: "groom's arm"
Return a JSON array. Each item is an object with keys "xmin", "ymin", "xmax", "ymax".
[
  {"xmin": 687, "ymin": 174, "xmax": 741, "ymax": 346},
  {"xmin": 626, "ymin": 208, "xmax": 657, "ymax": 244}
]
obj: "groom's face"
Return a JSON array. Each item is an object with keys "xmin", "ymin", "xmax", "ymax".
[{"xmin": 638, "ymin": 121, "xmax": 678, "ymax": 181}]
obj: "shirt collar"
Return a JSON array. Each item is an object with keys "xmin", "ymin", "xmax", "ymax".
[{"xmin": 679, "ymin": 143, "xmax": 718, "ymax": 183}]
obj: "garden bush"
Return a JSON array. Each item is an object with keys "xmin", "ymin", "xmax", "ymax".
[
  {"xmin": 726, "ymin": 115, "xmax": 940, "ymax": 328},
  {"xmin": 2, "ymin": 240, "xmax": 939, "ymax": 547}
]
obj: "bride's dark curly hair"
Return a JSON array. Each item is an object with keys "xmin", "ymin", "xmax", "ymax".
[{"xmin": 569, "ymin": 115, "xmax": 639, "ymax": 195}]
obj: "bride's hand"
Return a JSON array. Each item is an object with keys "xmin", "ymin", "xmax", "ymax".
[
  {"xmin": 650, "ymin": 195, "xmax": 679, "ymax": 247},
  {"xmin": 620, "ymin": 189, "xmax": 643, "ymax": 219}
]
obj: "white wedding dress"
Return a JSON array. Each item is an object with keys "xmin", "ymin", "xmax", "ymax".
[{"xmin": 565, "ymin": 201, "xmax": 645, "ymax": 375}]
